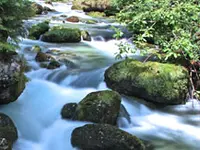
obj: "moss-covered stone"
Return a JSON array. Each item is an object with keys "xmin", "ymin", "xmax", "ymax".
[
  {"xmin": 71, "ymin": 124, "xmax": 145, "ymax": 150},
  {"xmin": 73, "ymin": 90, "xmax": 121, "ymax": 125},
  {"xmin": 31, "ymin": 45, "xmax": 42, "ymax": 53},
  {"xmin": 0, "ymin": 113, "xmax": 18, "ymax": 149},
  {"xmin": 105, "ymin": 59, "xmax": 189, "ymax": 105},
  {"xmin": 0, "ymin": 53, "xmax": 27, "ymax": 104},
  {"xmin": 32, "ymin": 2, "xmax": 43, "ymax": 15},
  {"xmin": 47, "ymin": 60, "xmax": 61, "ymax": 69},
  {"xmin": 81, "ymin": 30, "xmax": 91, "ymax": 41},
  {"xmin": 41, "ymin": 27, "xmax": 81, "ymax": 43},
  {"xmin": 61, "ymin": 103, "xmax": 77, "ymax": 119},
  {"xmin": 35, "ymin": 52, "xmax": 55, "ymax": 62},
  {"xmin": 29, "ymin": 21, "xmax": 50, "ymax": 40}
]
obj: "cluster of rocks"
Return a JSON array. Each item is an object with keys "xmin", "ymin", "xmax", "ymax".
[
  {"xmin": 61, "ymin": 90, "xmax": 146, "ymax": 150},
  {"xmin": 60, "ymin": 57, "xmax": 190, "ymax": 149}
]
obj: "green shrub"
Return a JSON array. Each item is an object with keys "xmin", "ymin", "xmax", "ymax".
[
  {"xmin": 29, "ymin": 21, "xmax": 50, "ymax": 40},
  {"xmin": 114, "ymin": 0, "xmax": 200, "ymax": 63},
  {"xmin": 0, "ymin": 0, "xmax": 35, "ymax": 53}
]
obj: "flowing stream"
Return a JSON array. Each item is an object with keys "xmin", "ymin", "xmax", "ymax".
[{"xmin": 0, "ymin": 1, "xmax": 200, "ymax": 150}]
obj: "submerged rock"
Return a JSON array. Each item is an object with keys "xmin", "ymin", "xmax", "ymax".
[
  {"xmin": 0, "ymin": 53, "xmax": 26, "ymax": 104},
  {"xmin": 0, "ymin": 113, "xmax": 18, "ymax": 149},
  {"xmin": 71, "ymin": 124, "xmax": 145, "ymax": 150},
  {"xmin": 35, "ymin": 52, "xmax": 55, "ymax": 62},
  {"xmin": 29, "ymin": 21, "xmax": 50, "ymax": 40},
  {"xmin": 105, "ymin": 59, "xmax": 189, "ymax": 105},
  {"xmin": 41, "ymin": 27, "xmax": 81, "ymax": 43},
  {"xmin": 62, "ymin": 90, "xmax": 121, "ymax": 125},
  {"xmin": 81, "ymin": 30, "xmax": 91, "ymax": 41}
]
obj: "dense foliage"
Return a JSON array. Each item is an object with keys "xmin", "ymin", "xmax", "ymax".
[
  {"xmin": 114, "ymin": 0, "xmax": 200, "ymax": 64},
  {"xmin": 0, "ymin": 0, "xmax": 34, "ymax": 52}
]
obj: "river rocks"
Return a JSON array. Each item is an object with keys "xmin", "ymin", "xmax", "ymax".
[
  {"xmin": 31, "ymin": 45, "xmax": 42, "ymax": 53},
  {"xmin": 47, "ymin": 60, "xmax": 61, "ymax": 69},
  {"xmin": 61, "ymin": 103, "xmax": 77, "ymax": 119},
  {"xmin": 71, "ymin": 124, "xmax": 145, "ymax": 150},
  {"xmin": 41, "ymin": 27, "xmax": 81, "ymax": 43},
  {"xmin": 29, "ymin": 21, "xmax": 50, "ymax": 40},
  {"xmin": 105, "ymin": 59, "xmax": 189, "ymax": 105},
  {"xmin": 0, "ymin": 53, "xmax": 26, "ymax": 104},
  {"xmin": 32, "ymin": 2, "xmax": 43, "ymax": 14},
  {"xmin": 35, "ymin": 52, "xmax": 55, "ymax": 62},
  {"xmin": 72, "ymin": 0, "xmax": 112, "ymax": 12},
  {"xmin": 62, "ymin": 90, "xmax": 121, "ymax": 125},
  {"xmin": 81, "ymin": 30, "xmax": 91, "ymax": 41},
  {"xmin": 0, "ymin": 113, "xmax": 18, "ymax": 149},
  {"xmin": 66, "ymin": 16, "xmax": 79, "ymax": 23}
]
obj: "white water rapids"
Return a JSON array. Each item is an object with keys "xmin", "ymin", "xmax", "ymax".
[{"xmin": 0, "ymin": 1, "xmax": 200, "ymax": 150}]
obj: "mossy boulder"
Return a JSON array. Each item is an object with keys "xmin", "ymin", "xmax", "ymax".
[
  {"xmin": 32, "ymin": 2, "xmax": 43, "ymax": 14},
  {"xmin": 41, "ymin": 27, "xmax": 81, "ymax": 43},
  {"xmin": 0, "ymin": 53, "xmax": 26, "ymax": 104},
  {"xmin": 61, "ymin": 103, "xmax": 77, "ymax": 119},
  {"xmin": 71, "ymin": 124, "xmax": 145, "ymax": 150},
  {"xmin": 29, "ymin": 21, "xmax": 50, "ymax": 40},
  {"xmin": 66, "ymin": 16, "xmax": 79, "ymax": 23},
  {"xmin": 81, "ymin": 30, "xmax": 91, "ymax": 41},
  {"xmin": 47, "ymin": 60, "xmax": 61, "ymax": 69},
  {"xmin": 31, "ymin": 45, "xmax": 42, "ymax": 53},
  {"xmin": 62, "ymin": 90, "xmax": 121, "ymax": 125},
  {"xmin": 35, "ymin": 52, "xmax": 55, "ymax": 62},
  {"xmin": 105, "ymin": 59, "xmax": 189, "ymax": 105},
  {"xmin": 0, "ymin": 113, "xmax": 18, "ymax": 149}
]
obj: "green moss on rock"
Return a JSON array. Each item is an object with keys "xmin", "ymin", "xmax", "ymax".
[
  {"xmin": 29, "ymin": 21, "xmax": 50, "ymax": 40},
  {"xmin": 71, "ymin": 124, "xmax": 145, "ymax": 150},
  {"xmin": 105, "ymin": 59, "xmax": 189, "ymax": 105},
  {"xmin": 41, "ymin": 27, "xmax": 81, "ymax": 43},
  {"xmin": 73, "ymin": 90, "xmax": 121, "ymax": 125},
  {"xmin": 87, "ymin": 11, "xmax": 106, "ymax": 18},
  {"xmin": 0, "ymin": 113, "xmax": 18, "ymax": 147}
]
